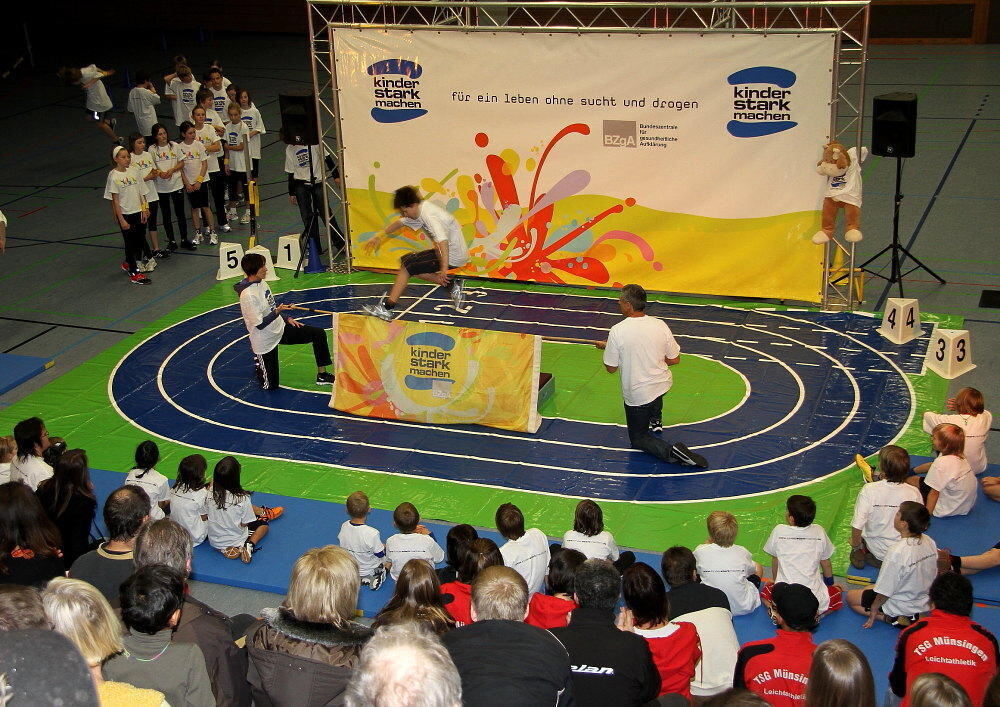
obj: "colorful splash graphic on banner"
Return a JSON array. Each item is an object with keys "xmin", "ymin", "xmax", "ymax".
[{"xmin": 331, "ymin": 314, "xmax": 542, "ymax": 433}]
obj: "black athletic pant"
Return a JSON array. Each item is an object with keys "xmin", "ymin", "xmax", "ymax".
[
  {"xmin": 624, "ymin": 394, "xmax": 677, "ymax": 462},
  {"xmin": 158, "ymin": 189, "xmax": 187, "ymax": 244},
  {"xmin": 292, "ymin": 181, "xmax": 345, "ymax": 250},
  {"xmin": 120, "ymin": 212, "xmax": 147, "ymax": 273},
  {"xmin": 211, "ymin": 159, "xmax": 228, "ymax": 227},
  {"xmin": 255, "ymin": 323, "xmax": 332, "ymax": 390}
]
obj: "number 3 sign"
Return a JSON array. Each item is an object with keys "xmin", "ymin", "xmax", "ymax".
[{"xmin": 924, "ymin": 328, "xmax": 976, "ymax": 379}]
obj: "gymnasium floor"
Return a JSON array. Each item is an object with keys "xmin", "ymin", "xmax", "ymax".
[{"xmin": 1, "ymin": 34, "xmax": 998, "ymax": 617}]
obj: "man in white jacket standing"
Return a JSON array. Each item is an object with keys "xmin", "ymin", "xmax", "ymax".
[{"xmin": 235, "ymin": 252, "xmax": 334, "ymax": 389}]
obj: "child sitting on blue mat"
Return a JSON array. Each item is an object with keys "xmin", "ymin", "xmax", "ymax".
[
  {"xmin": 384, "ymin": 502, "xmax": 444, "ymax": 582},
  {"xmin": 338, "ymin": 491, "xmax": 388, "ymax": 591}
]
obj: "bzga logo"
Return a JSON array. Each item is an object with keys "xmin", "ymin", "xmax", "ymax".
[
  {"xmin": 726, "ymin": 66, "xmax": 798, "ymax": 138},
  {"xmin": 603, "ymin": 120, "xmax": 637, "ymax": 148}
]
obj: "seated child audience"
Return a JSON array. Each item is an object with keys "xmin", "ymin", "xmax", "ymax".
[
  {"xmin": 437, "ymin": 523, "xmax": 478, "ymax": 584},
  {"xmin": 496, "ymin": 501, "xmax": 550, "ymax": 593},
  {"xmin": 206, "ymin": 456, "xmax": 283, "ymax": 564},
  {"xmin": 907, "ymin": 423, "xmax": 977, "ymax": 517},
  {"xmin": 919, "ymin": 387, "xmax": 990, "ymax": 474},
  {"xmin": 169, "ymin": 454, "xmax": 211, "ymax": 545},
  {"xmin": 338, "ymin": 490, "xmax": 388, "ymax": 590},
  {"xmin": 0, "ymin": 481, "xmax": 65, "ymax": 587},
  {"xmin": 373, "ymin": 558, "xmax": 455, "ymax": 635},
  {"xmin": 124, "ymin": 440, "xmax": 170, "ymax": 520},
  {"xmin": 762, "ymin": 494, "xmax": 842, "ymax": 617},
  {"xmin": 385, "ymin": 501, "xmax": 445, "ymax": 581},
  {"xmin": 35, "ymin": 448, "xmax": 98, "ymax": 568},
  {"xmin": 562, "ymin": 498, "xmax": 635, "ymax": 572},
  {"xmin": 695, "ymin": 510, "xmax": 763, "ymax": 616},
  {"xmin": 850, "ymin": 444, "xmax": 922, "ymax": 569},
  {"xmin": 10, "ymin": 416, "xmax": 53, "ymax": 490},
  {"xmin": 440, "ymin": 537, "xmax": 504, "ymax": 626},
  {"xmin": 847, "ymin": 501, "xmax": 938, "ymax": 627},
  {"xmin": 526, "ymin": 547, "xmax": 584, "ymax": 629}
]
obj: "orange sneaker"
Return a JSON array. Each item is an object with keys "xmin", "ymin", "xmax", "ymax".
[{"xmin": 257, "ymin": 505, "xmax": 284, "ymax": 522}]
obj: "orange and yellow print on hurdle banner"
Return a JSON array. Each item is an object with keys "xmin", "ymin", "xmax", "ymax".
[{"xmin": 330, "ymin": 314, "xmax": 542, "ymax": 433}]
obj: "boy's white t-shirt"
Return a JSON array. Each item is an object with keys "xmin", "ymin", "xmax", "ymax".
[
  {"xmin": 127, "ymin": 151, "xmax": 159, "ymax": 203},
  {"xmin": 823, "ymin": 146, "xmax": 868, "ymax": 207},
  {"xmin": 850, "ymin": 480, "xmax": 923, "ymax": 560},
  {"xmin": 195, "ymin": 125, "xmax": 222, "ymax": 174},
  {"xmin": 694, "ymin": 542, "xmax": 761, "ymax": 616},
  {"xmin": 284, "ymin": 144, "xmax": 324, "ymax": 182},
  {"xmin": 178, "ymin": 140, "xmax": 209, "ymax": 184},
  {"xmin": 763, "ymin": 523, "xmax": 836, "ymax": 614},
  {"xmin": 400, "ymin": 201, "xmax": 470, "ymax": 268},
  {"xmin": 873, "ymin": 534, "xmax": 939, "ymax": 618},
  {"xmin": 562, "ymin": 529, "xmax": 620, "ymax": 561},
  {"xmin": 925, "ymin": 455, "xmax": 976, "ymax": 517},
  {"xmin": 923, "ymin": 411, "xmax": 992, "ymax": 474},
  {"xmin": 223, "ymin": 121, "xmax": 249, "ymax": 172},
  {"xmin": 170, "ymin": 485, "xmax": 210, "ymax": 545},
  {"xmin": 207, "ymin": 491, "xmax": 255, "ymax": 550},
  {"xmin": 149, "ymin": 142, "xmax": 183, "ymax": 193},
  {"xmin": 499, "ymin": 528, "xmax": 550, "ymax": 594},
  {"xmin": 209, "ymin": 86, "xmax": 229, "ymax": 116},
  {"xmin": 124, "ymin": 468, "xmax": 169, "ymax": 521},
  {"xmin": 166, "ymin": 78, "xmax": 201, "ymax": 126},
  {"xmin": 240, "ymin": 106, "xmax": 266, "ymax": 160},
  {"xmin": 127, "ymin": 87, "xmax": 160, "ymax": 134},
  {"xmin": 384, "ymin": 532, "xmax": 445, "ymax": 580},
  {"xmin": 10, "ymin": 455, "xmax": 53, "ymax": 491},
  {"xmin": 104, "ymin": 168, "xmax": 149, "ymax": 215},
  {"xmin": 338, "ymin": 520, "xmax": 385, "ymax": 577},
  {"xmin": 193, "ymin": 107, "xmax": 224, "ymax": 131},
  {"xmin": 79, "ymin": 65, "xmax": 113, "ymax": 113},
  {"xmin": 603, "ymin": 315, "xmax": 681, "ymax": 406}
]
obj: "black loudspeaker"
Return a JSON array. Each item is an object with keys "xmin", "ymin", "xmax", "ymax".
[
  {"xmin": 279, "ymin": 91, "xmax": 319, "ymax": 146},
  {"xmin": 872, "ymin": 92, "xmax": 917, "ymax": 158}
]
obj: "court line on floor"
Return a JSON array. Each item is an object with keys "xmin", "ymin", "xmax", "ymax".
[
  {"xmin": 0, "ymin": 316, "xmax": 134, "ymax": 335},
  {"xmin": 3, "ymin": 326, "xmax": 57, "ymax": 354}
]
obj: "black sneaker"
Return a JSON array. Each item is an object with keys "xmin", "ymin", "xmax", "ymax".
[
  {"xmin": 167, "ymin": 241, "xmax": 178, "ymax": 252},
  {"xmin": 181, "ymin": 240, "xmax": 197, "ymax": 251},
  {"xmin": 649, "ymin": 418, "xmax": 663, "ymax": 433},
  {"xmin": 670, "ymin": 443, "xmax": 708, "ymax": 468},
  {"xmin": 369, "ymin": 565, "xmax": 386, "ymax": 591},
  {"xmin": 154, "ymin": 249, "xmax": 170, "ymax": 259},
  {"xmin": 316, "ymin": 372, "xmax": 335, "ymax": 385}
]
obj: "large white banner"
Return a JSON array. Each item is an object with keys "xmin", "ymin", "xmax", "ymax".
[{"xmin": 334, "ymin": 30, "xmax": 836, "ymax": 301}]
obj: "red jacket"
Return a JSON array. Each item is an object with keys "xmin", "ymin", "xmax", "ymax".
[
  {"xmin": 526, "ymin": 593, "xmax": 577, "ymax": 629},
  {"xmin": 734, "ymin": 629, "xmax": 816, "ymax": 706},
  {"xmin": 890, "ymin": 609, "xmax": 998, "ymax": 706},
  {"xmin": 639, "ymin": 622, "xmax": 701, "ymax": 698},
  {"xmin": 440, "ymin": 581, "xmax": 472, "ymax": 626}
]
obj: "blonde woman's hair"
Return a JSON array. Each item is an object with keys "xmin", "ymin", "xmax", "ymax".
[
  {"xmin": 286, "ymin": 545, "xmax": 359, "ymax": 626},
  {"xmin": 707, "ymin": 511, "xmax": 739, "ymax": 547},
  {"xmin": 42, "ymin": 577, "xmax": 123, "ymax": 666},
  {"xmin": 0, "ymin": 436, "xmax": 14, "ymax": 464}
]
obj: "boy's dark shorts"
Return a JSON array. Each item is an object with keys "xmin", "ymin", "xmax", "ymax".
[{"xmin": 401, "ymin": 248, "xmax": 442, "ymax": 277}]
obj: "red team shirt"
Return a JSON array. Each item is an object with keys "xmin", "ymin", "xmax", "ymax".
[
  {"xmin": 638, "ymin": 621, "xmax": 702, "ymax": 698},
  {"xmin": 525, "ymin": 593, "xmax": 577, "ymax": 629},
  {"xmin": 734, "ymin": 629, "xmax": 816, "ymax": 706},
  {"xmin": 890, "ymin": 610, "xmax": 998, "ymax": 706},
  {"xmin": 440, "ymin": 581, "xmax": 473, "ymax": 626}
]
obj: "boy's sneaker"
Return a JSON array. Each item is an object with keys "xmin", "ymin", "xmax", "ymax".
[
  {"xmin": 209, "ymin": 232, "xmax": 219, "ymax": 245},
  {"xmin": 450, "ymin": 278, "xmax": 465, "ymax": 311},
  {"xmin": 855, "ymin": 454, "xmax": 875, "ymax": 483},
  {"xmin": 181, "ymin": 240, "xmax": 197, "ymax": 250},
  {"xmin": 168, "ymin": 240, "xmax": 178, "ymax": 252},
  {"xmin": 369, "ymin": 565, "xmax": 387, "ymax": 591},
  {"xmin": 670, "ymin": 443, "xmax": 708, "ymax": 468},
  {"xmin": 121, "ymin": 261, "xmax": 130, "ymax": 274},
  {"xmin": 219, "ymin": 223, "xmax": 232, "ymax": 233},
  {"xmin": 226, "ymin": 207, "xmax": 238, "ymax": 221},
  {"xmin": 241, "ymin": 209, "xmax": 251, "ymax": 224},
  {"xmin": 649, "ymin": 418, "xmax": 663, "ymax": 433},
  {"xmin": 240, "ymin": 541, "xmax": 256, "ymax": 564},
  {"xmin": 362, "ymin": 295, "xmax": 394, "ymax": 321},
  {"xmin": 145, "ymin": 258, "xmax": 157, "ymax": 271},
  {"xmin": 136, "ymin": 260, "xmax": 150, "ymax": 273},
  {"xmin": 154, "ymin": 249, "xmax": 170, "ymax": 259},
  {"xmin": 129, "ymin": 273, "xmax": 151, "ymax": 285},
  {"xmin": 257, "ymin": 505, "xmax": 284, "ymax": 522},
  {"xmin": 316, "ymin": 372, "xmax": 335, "ymax": 385},
  {"xmin": 193, "ymin": 230, "xmax": 203, "ymax": 245}
]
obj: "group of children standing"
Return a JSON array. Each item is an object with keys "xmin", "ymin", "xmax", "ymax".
[{"xmin": 61, "ymin": 55, "xmax": 266, "ymax": 284}]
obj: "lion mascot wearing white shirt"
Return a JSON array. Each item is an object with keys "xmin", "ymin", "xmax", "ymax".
[{"xmin": 812, "ymin": 141, "xmax": 865, "ymax": 247}]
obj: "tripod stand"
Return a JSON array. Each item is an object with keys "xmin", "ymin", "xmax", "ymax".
[{"xmin": 845, "ymin": 156, "xmax": 945, "ymax": 298}]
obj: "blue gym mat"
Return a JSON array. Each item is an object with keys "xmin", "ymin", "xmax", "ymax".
[
  {"xmin": 845, "ymin": 457, "xmax": 1000, "ymax": 605},
  {"xmin": 0, "ymin": 353, "xmax": 53, "ymax": 395}
]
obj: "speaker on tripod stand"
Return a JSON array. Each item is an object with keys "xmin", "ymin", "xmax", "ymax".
[{"xmin": 853, "ymin": 92, "xmax": 945, "ymax": 298}]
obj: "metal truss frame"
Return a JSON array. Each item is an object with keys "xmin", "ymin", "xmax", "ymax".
[{"xmin": 307, "ymin": 0, "xmax": 869, "ymax": 306}]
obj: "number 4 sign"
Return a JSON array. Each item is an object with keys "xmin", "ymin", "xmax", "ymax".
[
  {"xmin": 924, "ymin": 328, "xmax": 976, "ymax": 379},
  {"xmin": 878, "ymin": 298, "xmax": 921, "ymax": 345}
]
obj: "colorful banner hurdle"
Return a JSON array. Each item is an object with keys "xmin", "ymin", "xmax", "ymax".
[{"xmin": 330, "ymin": 313, "xmax": 542, "ymax": 433}]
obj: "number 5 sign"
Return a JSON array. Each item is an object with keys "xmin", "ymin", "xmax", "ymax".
[
  {"xmin": 878, "ymin": 298, "xmax": 920, "ymax": 345},
  {"xmin": 924, "ymin": 328, "xmax": 976, "ymax": 379},
  {"xmin": 216, "ymin": 243, "xmax": 246, "ymax": 280}
]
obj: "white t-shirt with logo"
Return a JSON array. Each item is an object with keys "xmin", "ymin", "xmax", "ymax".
[
  {"xmin": 923, "ymin": 411, "xmax": 992, "ymax": 474},
  {"xmin": 178, "ymin": 140, "xmax": 209, "ymax": 184},
  {"xmin": 499, "ymin": 527, "xmax": 550, "ymax": 594},
  {"xmin": 104, "ymin": 167, "xmax": 150, "ymax": 215},
  {"xmin": 283, "ymin": 144, "xmax": 324, "ymax": 183},
  {"xmin": 124, "ymin": 467, "xmax": 169, "ymax": 521},
  {"xmin": 10, "ymin": 455, "xmax": 53, "ymax": 491},
  {"xmin": 195, "ymin": 125, "xmax": 222, "ymax": 174},
  {"xmin": 239, "ymin": 280, "xmax": 285, "ymax": 355},
  {"xmin": 562, "ymin": 529, "xmax": 620, "ymax": 561},
  {"xmin": 127, "ymin": 87, "xmax": 160, "ymax": 135},
  {"xmin": 224, "ymin": 121, "xmax": 249, "ymax": 172},
  {"xmin": 240, "ymin": 106, "xmax": 266, "ymax": 160},
  {"xmin": 169, "ymin": 485, "xmax": 210, "ymax": 546},
  {"xmin": 400, "ymin": 201, "xmax": 470, "ymax": 268},
  {"xmin": 166, "ymin": 78, "xmax": 201, "ymax": 126},
  {"xmin": 763, "ymin": 523, "xmax": 836, "ymax": 614},
  {"xmin": 850, "ymin": 480, "xmax": 923, "ymax": 560},
  {"xmin": 79, "ymin": 65, "xmax": 113, "ymax": 113},
  {"xmin": 149, "ymin": 142, "xmax": 183, "ymax": 193},
  {"xmin": 338, "ymin": 520, "xmax": 385, "ymax": 577},
  {"xmin": 823, "ymin": 146, "xmax": 868, "ymax": 208},
  {"xmin": 603, "ymin": 315, "xmax": 681, "ymax": 407},
  {"xmin": 925, "ymin": 454, "xmax": 976, "ymax": 517},
  {"xmin": 207, "ymin": 491, "xmax": 255, "ymax": 550},
  {"xmin": 694, "ymin": 542, "xmax": 761, "ymax": 616},
  {"xmin": 128, "ymin": 151, "xmax": 159, "ymax": 203},
  {"xmin": 209, "ymin": 85, "xmax": 229, "ymax": 116},
  {"xmin": 384, "ymin": 532, "xmax": 445, "ymax": 581},
  {"xmin": 873, "ymin": 534, "xmax": 938, "ymax": 618}
]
